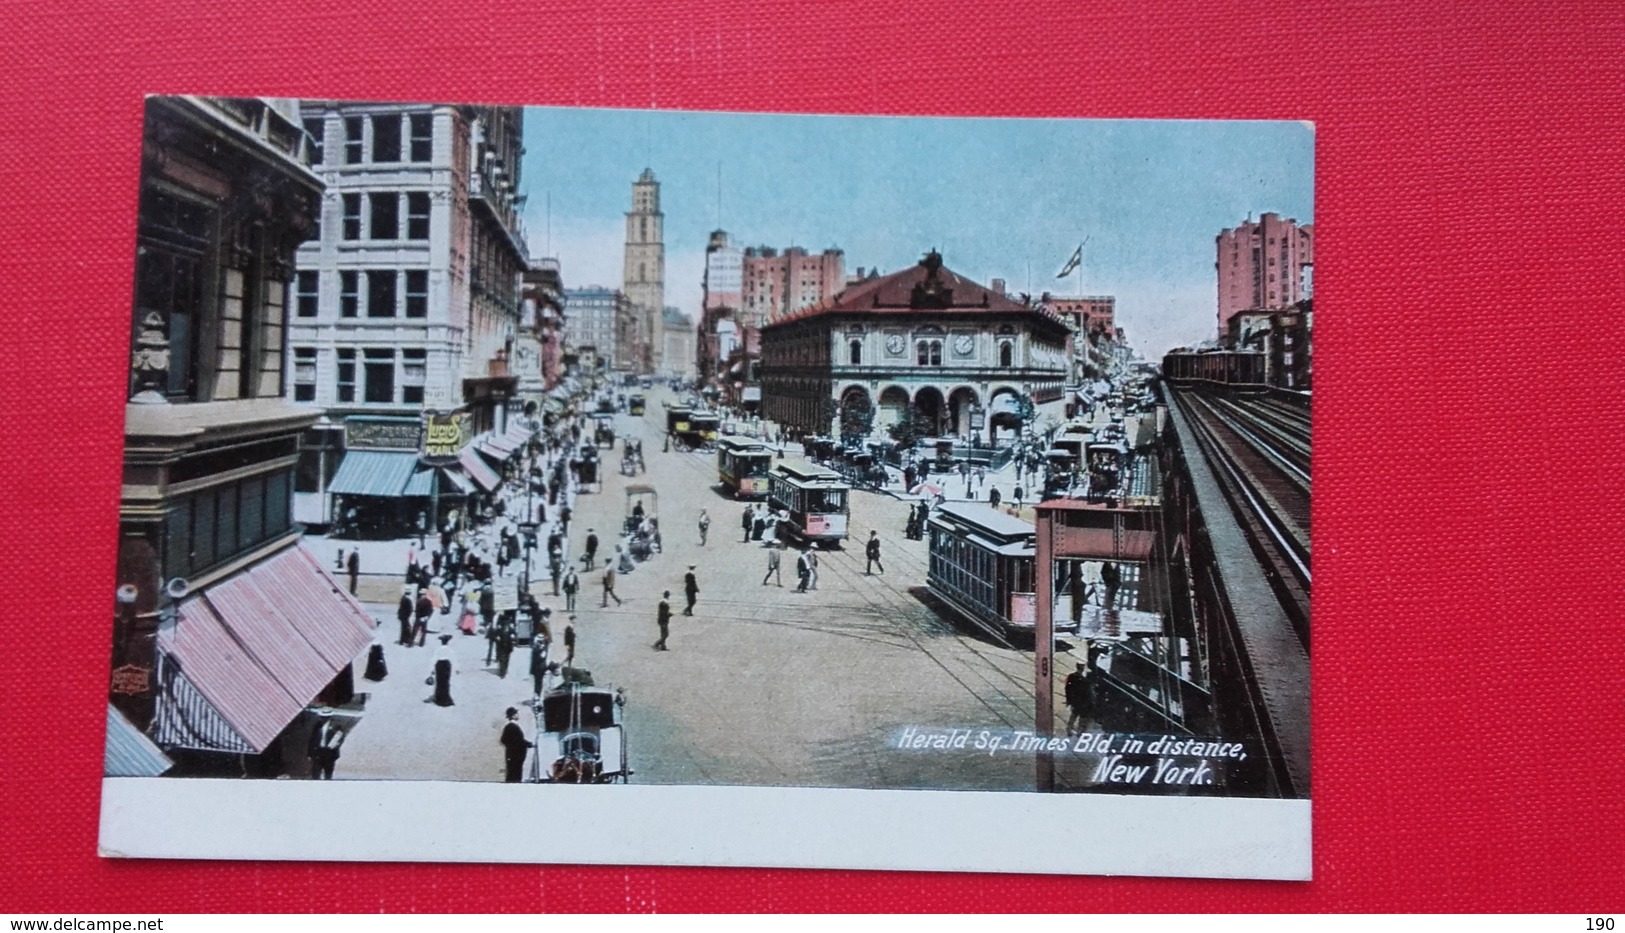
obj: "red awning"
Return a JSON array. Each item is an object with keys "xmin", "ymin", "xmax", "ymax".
[
  {"xmin": 155, "ymin": 544, "xmax": 377, "ymax": 754},
  {"xmin": 459, "ymin": 447, "xmax": 502, "ymax": 491}
]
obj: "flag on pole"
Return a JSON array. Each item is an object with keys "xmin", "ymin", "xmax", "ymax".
[{"xmin": 1056, "ymin": 243, "xmax": 1083, "ymax": 279}]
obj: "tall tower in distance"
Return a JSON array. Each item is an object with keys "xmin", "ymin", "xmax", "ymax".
[
  {"xmin": 623, "ymin": 168, "xmax": 665, "ymax": 374},
  {"xmin": 1216, "ymin": 212, "xmax": 1313, "ymax": 337}
]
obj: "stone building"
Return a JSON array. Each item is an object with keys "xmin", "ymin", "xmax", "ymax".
[
  {"xmin": 622, "ymin": 169, "xmax": 664, "ymax": 375},
  {"xmin": 661, "ymin": 306, "xmax": 695, "ymax": 379},
  {"xmin": 113, "ymin": 96, "xmax": 375, "ymax": 775},
  {"xmin": 517, "ymin": 257, "xmax": 566, "ymax": 410},
  {"xmin": 759, "ymin": 251, "xmax": 1071, "ymax": 444},
  {"xmin": 563, "ymin": 286, "xmax": 632, "ymax": 374}
]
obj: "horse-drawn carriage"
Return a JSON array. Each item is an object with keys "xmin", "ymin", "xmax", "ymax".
[
  {"xmin": 533, "ymin": 681, "xmax": 630, "ymax": 783},
  {"xmin": 623, "ymin": 484, "xmax": 659, "ymax": 561},
  {"xmin": 667, "ymin": 408, "xmax": 720, "ymax": 452},
  {"xmin": 592, "ymin": 414, "xmax": 616, "ymax": 449}
]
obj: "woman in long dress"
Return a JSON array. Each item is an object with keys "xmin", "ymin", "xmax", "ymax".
[
  {"xmin": 431, "ymin": 634, "xmax": 455, "ymax": 706},
  {"xmin": 458, "ymin": 590, "xmax": 479, "ymax": 635}
]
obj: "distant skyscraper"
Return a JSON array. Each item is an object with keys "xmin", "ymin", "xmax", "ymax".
[
  {"xmin": 622, "ymin": 169, "xmax": 664, "ymax": 374},
  {"xmin": 741, "ymin": 245, "xmax": 845, "ymax": 325},
  {"xmin": 1216, "ymin": 212, "xmax": 1313, "ymax": 334}
]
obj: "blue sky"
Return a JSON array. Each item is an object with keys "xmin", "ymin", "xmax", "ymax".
[{"xmin": 519, "ymin": 108, "xmax": 1313, "ymax": 355}]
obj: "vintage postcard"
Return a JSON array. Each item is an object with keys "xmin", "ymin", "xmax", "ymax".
[{"xmin": 99, "ymin": 97, "xmax": 1312, "ymax": 878}]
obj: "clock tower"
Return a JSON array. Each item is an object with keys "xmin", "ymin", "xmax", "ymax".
[{"xmin": 623, "ymin": 169, "xmax": 665, "ymax": 374}]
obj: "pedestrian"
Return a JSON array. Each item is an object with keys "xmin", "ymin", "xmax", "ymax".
[
  {"xmin": 1100, "ymin": 561, "xmax": 1121, "ymax": 609},
  {"xmin": 529, "ymin": 631, "xmax": 550, "ymax": 699},
  {"xmin": 480, "ymin": 581, "xmax": 496, "ymax": 631},
  {"xmin": 683, "ymin": 565, "xmax": 699, "ymax": 615},
  {"xmin": 1013, "ymin": 485, "xmax": 1025, "ymax": 512},
  {"xmin": 762, "ymin": 542, "xmax": 783, "ymax": 586},
  {"xmin": 396, "ymin": 586, "xmax": 414, "ymax": 646},
  {"xmin": 495, "ymin": 618, "xmax": 516, "ymax": 678},
  {"xmin": 989, "ymin": 486, "xmax": 1001, "ymax": 509},
  {"xmin": 698, "ymin": 509, "xmax": 710, "ymax": 546},
  {"xmin": 363, "ymin": 635, "xmax": 388, "ymax": 681},
  {"xmin": 654, "ymin": 591, "xmax": 672, "ymax": 651},
  {"xmin": 976, "ymin": 465, "xmax": 985, "ymax": 489},
  {"xmin": 307, "ymin": 710, "xmax": 344, "ymax": 780},
  {"xmin": 601, "ymin": 558, "xmax": 623, "ymax": 607},
  {"xmin": 795, "ymin": 550, "xmax": 810, "ymax": 593},
  {"xmin": 559, "ymin": 504, "xmax": 571, "ymax": 534},
  {"xmin": 346, "ymin": 549, "xmax": 360, "ymax": 596},
  {"xmin": 741, "ymin": 504, "xmax": 754, "ymax": 542},
  {"xmin": 431, "ymin": 549, "xmax": 443, "ymax": 579},
  {"xmin": 458, "ymin": 589, "xmax": 479, "ymax": 635},
  {"xmin": 549, "ymin": 558, "xmax": 563, "ymax": 597},
  {"xmin": 1064, "ymin": 661, "xmax": 1094, "ymax": 735},
  {"xmin": 430, "ymin": 634, "xmax": 456, "ymax": 707},
  {"xmin": 563, "ymin": 617, "xmax": 576, "ymax": 666},
  {"xmin": 562, "ymin": 567, "xmax": 579, "ymax": 612},
  {"xmin": 416, "ymin": 510, "xmax": 428, "ymax": 548},
  {"xmin": 412, "ymin": 588, "xmax": 432, "ymax": 647},
  {"xmin": 495, "ymin": 531, "xmax": 512, "ymax": 577},
  {"xmin": 582, "ymin": 529, "xmax": 599, "ymax": 570},
  {"xmin": 865, "ymin": 531, "xmax": 884, "ymax": 575},
  {"xmin": 335, "ymin": 547, "xmax": 345, "ymax": 572},
  {"xmin": 807, "ymin": 549, "xmax": 820, "ymax": 591},
  {"xmin": 500, "ymin": 706, "xmax": 532, "ymax": 783}
]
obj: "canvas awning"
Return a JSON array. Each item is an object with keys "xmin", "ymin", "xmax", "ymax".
[
  {"xmin": 403, "ymin": 467, "xmax": 473, "ymax": 498},
  {"xmin": 326, "ymin": 450, "xmax": 420, "ymax": 498},
  {"xmin": 151, "ymin": 545, "xmax": 376, "ymax": 754},
  {"xmin": 104, "ymin": 705, "xmax": 173, "ymax": 777},
  {"xmin": 459, "ymin": 447, "xmax": 502, "ymax": 492}
]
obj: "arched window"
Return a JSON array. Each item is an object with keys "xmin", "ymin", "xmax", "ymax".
[
  {"xmin": 916, "ymin": 340, "xmax": 942, "ymax": 366},
  {"xmin": 849, "ymin": 339, "xmax": 862, "ymax": 366},
  {"xmin": 998, "ymin": 341, "xmax": 1014, "ymax": 368}
]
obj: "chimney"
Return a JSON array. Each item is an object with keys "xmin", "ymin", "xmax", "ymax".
[{"xmin": 991, "ymin": 278, "xmax": 1006, "ymax": 296}]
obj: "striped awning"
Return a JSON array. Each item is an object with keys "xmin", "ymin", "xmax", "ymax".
[
  {"xmin": 104, "ymin": 705, "xmax": 173, "ymax": 777},
  {"xmin": 151, "ymin": 544, "xmax": 376, "ymax": 754},
  {"xmin": 403, "ymin": 467, "xmax": 473, "ymax": 498},
  {"xmin": 459, "ymin": 447, "xmax": 502, "ymax": 492},
  {"xmin": 327, "ymin": 450, "xmax": 420, "ymax": 497}
]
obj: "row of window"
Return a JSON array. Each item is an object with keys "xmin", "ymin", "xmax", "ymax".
[
  {"xmin": 296, "ymin": 269, "xmax": 429, "ymax": 319},
  {"xmin": 335, "ymin": 191, "xmax": 432, "ymax": 242},
  {"xmin": 305, "ymin": 113, "xmax": 434, "ymax": 167},
  {"xmin": 839, "ymin": 340, "xmax": 1016, "ymax": 367},
  {"xmin": 164, "ymin": 470, "xmax": 294, "ymax": 579},
  {"xmin": 290, "ymin": 346, "xmax": 429, "ymax": 405}
]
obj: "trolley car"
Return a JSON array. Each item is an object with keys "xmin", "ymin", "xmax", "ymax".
[
  {"xmin": 925, "ymin": 503, "xmax": 1048, "ymax": 642},
  {"xmin": 716, "ymin": 435, "xmax": 774, "ymax": 498},
  {"xmin": 766, "ymin": 460, "xmax": 850, "ymax": 546},
  {"xmin": 627, "ymin": 394, "xmax": 646, "ymax": 416}
]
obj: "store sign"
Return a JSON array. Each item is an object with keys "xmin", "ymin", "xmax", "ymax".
[
  {"xmin": 345, "ymin": 417, "xmax": 422, "ymax": 451},
  {"xmin": 421, "ymin": 410, "xmax": 471, "ymax": 464},
  {"xmin": 110, "ymin": 664, "xmax": 151, "ymax": 696}
]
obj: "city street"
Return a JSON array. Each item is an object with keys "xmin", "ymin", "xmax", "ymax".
[{"xmin": 332, "ymin": 387, "xmax": 1097, "ymax": 792}]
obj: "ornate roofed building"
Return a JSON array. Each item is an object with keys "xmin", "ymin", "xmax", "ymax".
[{"xmin": 759, "ymin": 251, "xmax": 1071, "ymax": 444}]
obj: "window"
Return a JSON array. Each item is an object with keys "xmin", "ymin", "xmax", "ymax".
[
  {"xmin": 916, "ymin": 339, "xmax": 942, "ymax": 366},
  {"xmin": 296, "ymin": 270, "xmax": 319, "ymax": 317},
  {"xmin": 370, "ymin": 192, "xmax": 398, "ymax": 240},
  {"xmin": 344, "ymin": 117, "xmax": 364, "ymax": 164},
  {"xmin": 336, "ymin": 348, "xmax": 356, "ymax": 402},
  {"xmin": 135, "ymin": 245, "xmax": 204, "ymax": 400},
  {"xmin": 406, "ymin": 192, "xmax": 430, "ymax": 240},
  {"xmin": 363, "ymin": 348, "xmax": 395, "ymax": 403},
  {"xmin": 404, "ymin": 270, "xmax": 428, "ymax": 318},
  {"xmin": 402, "ymin": 348, "xmax": 427, "ymax": 404},
  {"xmin": 293, "ymin": 347, "xmax": 317, "ymax": 401},
  {"xmin": 998, "ymin": 341, "xmax": 1014, "ymax": 368},
  {"xmin": 303, "ymin": 117, "xmax": 324, "ymax": 166},
  {"xmin": 849, "ymin": 339, "xmax": 862, "ymax": 366},
  {"xmin": 409, "ymin": 113, "xmax": 433, "ymax": 161},
  {"xmin": 371, "ymin": 114, "xmax": 401, "ymax": 162},
  {"xmin": 342, "ymin": 194, "xmax": 361, "ymax": 239},
  {"xmin": 367, "ymin": 270, "xmax": 397, "ymax": 317},
  {"xmin": 339, "ymin": 271, "xmax": 358, "ymax": 317}
]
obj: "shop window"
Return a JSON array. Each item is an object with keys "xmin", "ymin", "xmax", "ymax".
[
  {"xmin": 406, "ymin": 192, "xmax": 430, "ymax": 240},
  {"xmin": 341, "ymin": 194, "xmax": 361, "ymax": 240},
  {"xmin": 369, "ymin": 192, "xmax": 398, "ymax": 240},
  {"xmin": 293, "ymin": 347, "xmax": 317, "ymax": 402},
  {"xmin": 371, "ymin": 114, "xmax": 401, "ymax": 163},
  {"xmin": 409, "ymin": 114, "xmax": 433, "ymax": 161},
  {"xmin": 405, "ymin": 270, "xmax": 428, "ymax": 318},
  {"xmin": 363, "ymin": 348, "xmax": 395, "ymax": 403},
  {"xmin": 367, "ymin": 270, "xmax": 396, "ymax": 318},
  {"xmin": 343, "ymin": 117, "xmax": 364, "ymax": 164},
  {"xmin": 339, "ymin": 271, "xmax": 358, "ymax": 318},
  {"xmin": 336, "ymin": 348, "xmax": 356, "ymax": 402},
  {"xmin": 296, "ymin": 270, "xmax": 319, "ymax": 317},
  {"xmin": 402, "ymin": 348, "xmax": 427, "ymax": 404}
]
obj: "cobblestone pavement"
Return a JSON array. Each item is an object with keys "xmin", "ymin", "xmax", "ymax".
[{"xmin": 332, "ymin": 387, "xmax": 1097, "ymax": 792}]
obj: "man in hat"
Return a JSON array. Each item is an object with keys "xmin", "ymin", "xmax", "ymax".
[
  {"xmin": 529, "ymin": 626, "xmax": 551, "ymax": 699},
  {"xmin": 1064, "ymin": 660, "xmax": 1094, "ymax": 736},
  {"xmin": 683, "ymin": 566, "xmax": 699, "ymax": 615},
  {"xmin": 698, "ymin": 509, "xmax": 710, "ymax": 546},
  {"xmin": 794, "ymin": 549, "xmax": 811, "ymax": 593},
  {"xmin": 741, "ymin": 504, "xmax": 754, "ymax": 543},
  {"xmin": 562, "ymin": 566, "xmax": 579, "ymax": 612},
  {"xmin": 601, "ymin": 558, "xmax": 623, "ymax": 607},
  {"xmin": 396, "ymin": 586, "xmax": 415, "ymax": 647},
  {"xmin": 563, "ymin": 616, "xmax": 577, "ymax": 665},
  {"xmin": 412, "ymin": 587, "xmax": 433, "ymax": 647},
  {"xmin": 307, "ymin": 710, "xmax": 344, "ymax": 780},
  {"xmin": 806, "ymin": 548, "xmax": 820, "ymax": 591},
  {"xmin": 346, "ymin": 549, "xmax": 360, "ymax": 596},
  {"xmin": 654, "ymin": 591, "xmax": 672, "ymax": 651},
  {"xmin": 762, "ymin": 542, "xmax": 783, "ymax": 586},
  {"xmin": 500, "ymin": 706, "xmax": 531, "ymax": 783},
  {"xmin": 581, "ymin": 529, "xmax": 599, "ymax": 570},
  {"xmin": 865, "ymin": 531, "xmax": 884, "ymax": 575}
]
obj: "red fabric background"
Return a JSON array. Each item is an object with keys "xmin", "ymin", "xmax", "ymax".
[{"xmin": 2, "ymin": 0, "xmax": 1621, "ymax": 912}]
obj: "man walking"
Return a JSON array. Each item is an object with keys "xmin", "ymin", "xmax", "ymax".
[
  {"xmin": 865, "ymin": 531, "xmax": 884, "ymax": 575},
  {"xmin": 683, "ymin": 565, "xmax": 699, "ymax": 616},
  {"xmin": 1064, "ymin": 661, "xmax": 1094, "ymax": 735},
  {"xmin": 396, "ymin": 586, "xmax": 414, "ymax": 647},
  {"xmin": 307, "ymin": 710, "xmax": 344, "ymax": 780},
  {"xmin": 698, "ymin": 509, "xmax": 711, "ymax": 546},
  {"xmin": 807, "ymin": 549, "xmax": 820, "ymax": 591},
  {"xmin": 581, "ymin": 529, "xmax": 599, "ymax": 570},
  {"xmin": 563, "ymin": 617, "xmax": 577, "ymax": 665},
  {"xmin": 654, "ymin": 591, "xmax": 672, "ymax": 651},
  {"xmin": 762, "ymin": 542, "xmax": 783, "ymax": 586},
  {"xmin": 795, "ymin": 549, "xmax": 811, "ymax": 593},
  {"xmin": 741, "ymin": 504, "xmax": 754, "ymax": 543},
  {"xmin": 346, "ymin": 549, "xmax": 360, "ymax": 596},
  {"xmin": 601, "ymin": 558, "xmax": 623, "ymax": 607},
  {"xmin": 499, "ymin": 706, "xmax": 532, "ymax": 783},
  {"xmin": 412, "ymin": 587, "xmax": 433, "ymax": 647},
  {"xmin": 562, "ymin": 567, "xmax": 579, "ymax": 612}
]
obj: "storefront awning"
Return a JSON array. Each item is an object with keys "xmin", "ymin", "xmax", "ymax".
[
  {"xmin": 459, "ymin": 447, "xmax": 502, "ymax": 492},
  {"xmin": 104, "ymin": 705, "xmax": 173, "ymax": 777},
  {"xmin": 152, "ymin": 545, "xmax": 376, "ymax": 754},
  {"xmin": 403, "ymin": 467, "xmax": 472, "ymax": 498},
  {"xmin": 327, "ymin": 450, "xmax": 419, "ymax": 497}
]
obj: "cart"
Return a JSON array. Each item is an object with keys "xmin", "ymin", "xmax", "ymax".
[
  {"xmin": 623, "ymin": 483, "xmax": 657, "ymax": 536},
  {"xmin": 628, "ymin": 394, "xmax": 646, "ymax": 416}
]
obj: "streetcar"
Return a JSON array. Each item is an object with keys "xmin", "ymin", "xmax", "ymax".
[
  {"xmin": 1042, "ymin": 448, "xmax": 1078, "ymax": 498},
  {"xmin": 766, "ymin": 460, "xmax": 850, "ymax": 546},
  {"xmin": 924, "ymin": 502, "xmax": 1051, "ymax": 643},
  {"xmin": 716, "ymin": 435, "xmax": 774, "ymax": 498},
  {"xmin": 627, "ymin": 394, "xmax": 646, "ymax": 416}
]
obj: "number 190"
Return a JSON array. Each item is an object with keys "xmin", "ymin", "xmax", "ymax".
[{"xmin": 1586, "ymin": 919, "xmax": 1614, "ymax": 931}]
